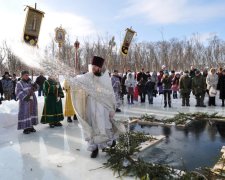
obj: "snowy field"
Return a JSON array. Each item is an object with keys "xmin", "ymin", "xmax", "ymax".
[{"xmin": 0, "ymin": 92, "xmax": 224, "ymax": 180}]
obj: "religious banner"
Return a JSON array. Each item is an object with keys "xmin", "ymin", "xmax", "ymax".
[
  {"xmin": 121, "ymin": 28, "xmax": 136, "ymax": 56},
  {"xmin": 55, "ymin": 26, "xmax": 66, "ymax": 47},
  {"xmin": 23, "ymin": 6, "xmax": 44, "ymax": 46}
]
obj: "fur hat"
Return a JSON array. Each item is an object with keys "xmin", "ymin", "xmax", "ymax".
[{"xmin": 92, "ymin": 56, "xmax": 105, "ymax": 68}]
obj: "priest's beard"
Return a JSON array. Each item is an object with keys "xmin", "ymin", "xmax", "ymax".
[{"xmin": 93, "ymin": 71, "xmax": 101, "ymax": 76}]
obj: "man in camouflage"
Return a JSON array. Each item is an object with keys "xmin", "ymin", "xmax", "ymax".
[
  {"xmin": 179, "ymin": 70, "xmax": 192, "ymax": 106},
  {"xmin": 192, "ymin": 70, "xmax": 207, "ymax": 107}
]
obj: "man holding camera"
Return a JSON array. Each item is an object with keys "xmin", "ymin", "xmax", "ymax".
[{"xmin": 15, "ymin": 71, "xmax": 38, "ymax": 134}]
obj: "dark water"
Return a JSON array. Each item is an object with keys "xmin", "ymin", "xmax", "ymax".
[{"xmin": 133, "ymin": 121, "xmax": 225, "ymax": 171}]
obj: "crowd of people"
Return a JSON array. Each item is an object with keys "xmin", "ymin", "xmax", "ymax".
[
  {"xmin": 112, "ymin": 65, "xmax": 225, "ymax": 109},
  {"xmin": 1, "ymin": 59, "xmax": 225, "ymax": 158}
]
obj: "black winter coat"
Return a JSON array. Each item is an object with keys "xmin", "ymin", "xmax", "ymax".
[
  {"xmin": 35, "ymin": 75, "xmax": 46, "ymax": 87},
  {"xmin": 0, "ymin": 80, "xmax": 3, "ymax": 95},
  {"xmin": 218, "ymin": 75, "xmax": 225, "ymax": 99}
]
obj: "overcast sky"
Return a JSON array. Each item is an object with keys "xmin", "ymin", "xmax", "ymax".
[{"xmin": 1, "ymin": 0, "xmax": 225, "ymax": 48}]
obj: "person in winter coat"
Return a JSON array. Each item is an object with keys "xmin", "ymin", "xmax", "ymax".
[
  {"xmin": 1, "ymin": 72, "xmax": 13, "ymax": 100},
  {"xmin": 145, "ymin": 77, "xmax": 156, "ymax": 104},
  {"xmin": 189, "ymin": 66, "xmax": 197, "ymax": 79},
  {"xmin": 217, "ymin": 67, "xmax": 223, "ymax": 78},
  {"xmin": 158, "ymin": 70, "xmax": 164, "ymax": 95},
  {"xmin": 192, "ymin": 70, "xmax": 207, "ymax": 107},
  {"xmin": 62, "ymin": 79, "xmax": 77, "ymax": 122},
  {"xmin": 172, "ymin": 73, "xmax": 180, "ymax": 99},
  {"xmin": 125, "ymin": 72, "xmax": 136, "ymax": 104},
  {"xmin": 121, "ymin": 70, "xmax": 131, "ymax": 102},
  {"xmin": 16, "ymin": 71, "xmax": 38, "ymax": 134},
  {"xmin": 41, "ymin": 75, "xmax": 64, "ymax": 128},
  {"xmin": 203, "ymin": 68, "xmax": 209, "ymax": 95},
  {"xmin": 161, "ymin": 71, "xmax": 172, "ymax": 108},
  {"xmin": 0, "ymin": 80, "xmax": 3, "ymax": 104},
  {"xmin": 217, "ymin": 69, "xmax": 225, "ymax": 107},
  {"xmin": 206, "ymin": 68, "xmax": 218, "ymax": 106},
  {"xmin": 137, "ymin": 68, "xmax": 147, "ymax": 102},
  {"xmin": 137, "ymin": 68, "xmax": 148, "ymax": 82},
  {"xmin": 179, "ymin": 70, "xmax": 192, "ymax": 106},
  {"xmin": 11, "ymin": 73, "xmax": 17, "ymax": 100},
  {"xmin": 35, "ymin": 72, "xmax": 47, "ymax": 96},
  {"xmin": 111, "ymin": 70, "xmax": 122, "ymax": 112},
  {"xmin": 137, "ymin": 77, "xmax": 146, "ymax": 103},
  {"xmin": 151, "ymin": 71, "xmax": 158, "ymax": 97}
]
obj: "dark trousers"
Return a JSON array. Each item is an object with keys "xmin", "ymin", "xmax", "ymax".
[
  {"xmin": 140, "ymin": 93, "xmax": 145, "ymax": 103},
  {"xmin": 164, "ymin": 90, "xmax": 171, "ymax": 106},
  {"xmin": 38, "ymin": 86, "xmax": 44, "ymax": 96},
  {"xmin": 181, "ymin": 93, "xmax": 190, "ymax": 106},
  {"xmin": 147, "ymin": 90, "xmax": 153, "ymax": 104},
  {"xmin": 195, "ymin": 93, "xmax": 205, "ymax": 106},
  {"xmin": 173, "ymin": 91, "xmax": 178, "ymax": 99},
  {"xmin": 222, "ymin": 99, "xmax": 225, "ymax": 107},
  {"xmin": 127, "ymin": 94, "xmax": 134, "ymax": 104},
  {"xmin": 208, "ymin": 96, "xmax": 216, "ymax": 106}
]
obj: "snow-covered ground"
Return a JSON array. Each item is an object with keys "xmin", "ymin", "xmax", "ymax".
[{"xmin": 0, "ymin": 92, "xmax": 224, "ymax": 180}]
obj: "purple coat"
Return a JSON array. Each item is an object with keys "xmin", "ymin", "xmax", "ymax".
[{"xmin": 16, "ymin": 79, "xmax": 38, "ymax": 130}]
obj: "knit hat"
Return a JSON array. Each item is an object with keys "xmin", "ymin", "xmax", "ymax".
[
  {"xmin": 20, "ymin": 70, "xmax": 29, "ymax": 76},
  {"xmin": 195, "ymin": 70, "xmax": 200, "ymax": 74},
  {"xmin": 92, "ymin": 56, "xmax": 105, "ymax": 68},
  {"xmin": 164, "ymin": 70, "xmax": 169, "ymax": 75}
]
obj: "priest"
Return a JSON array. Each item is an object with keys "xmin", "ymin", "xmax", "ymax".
[
  {"xmin": 16, "ymin": 70, "xmax": 38, "ymax": 134},
  {"xmin": 41, "ymin": 75, "xmax": 64, "ymax": 128},
  {"xmin": 62, "ymin": 79, "xmax": 77, "ymax": 122},
  {"xmin": 71, "ymin": 56, "xmax": 124, "ymax": 158}
]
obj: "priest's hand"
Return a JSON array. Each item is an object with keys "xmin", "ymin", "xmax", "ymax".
[
  {"xmin": 57, "ymin": 97, "xmax": 61, "ymax": 102},
  {"xmin": 56, "ymin": 84, "xmax": 59, "ymax": 88}
]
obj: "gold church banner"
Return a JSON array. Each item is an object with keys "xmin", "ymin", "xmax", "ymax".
[
  {"xmin": 121, "ymin": 28, "xmax": 136, "ymax": 56},
  {"xmin": 23, "ymin": 6, "xmax": 44, "ymax": 46}
]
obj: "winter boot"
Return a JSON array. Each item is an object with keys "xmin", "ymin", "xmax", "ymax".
[
  {"xmin": 29, "ymin": 126, "xmax": 36, "ymax": 133},
  {"xmin": 116, "ymin": 108, "xmax": 121, "ymax": 112},
  {"xmin": 73, "ymin": 114, "xmax": 78, "ymax": 120},
  {"xmin": 90, "ymin": 148, "xmax": 99, "ymax": 158},
  {"xmin": 67, "ymin": 117, "xmax": 72, "ymax": 123},
  {"xmin": 164, "ymin": 102, "xmax": 167, "ymax": 108},
  {"xmin": 111, "ymin": 140, "xmax": 116, "ymax": 148},
  {"xmin": 23, "ymin": 128, "xmax": 30, "ymax": 134},
  {"xmin": 55, "ymin": 122, "xmax": 63, "ymax": 126},
  {"xmin": 49, "ymin": 123, "xmax": 55, "ymax": 128}
]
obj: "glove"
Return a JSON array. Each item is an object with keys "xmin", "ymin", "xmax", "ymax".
[
  {"xmin": 109, "ymin": 111, "xmax": 115, "ymax": 119},
  {"xmin": 24, "ymin": 95, "xmax": 30, "ymax": 102}
]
